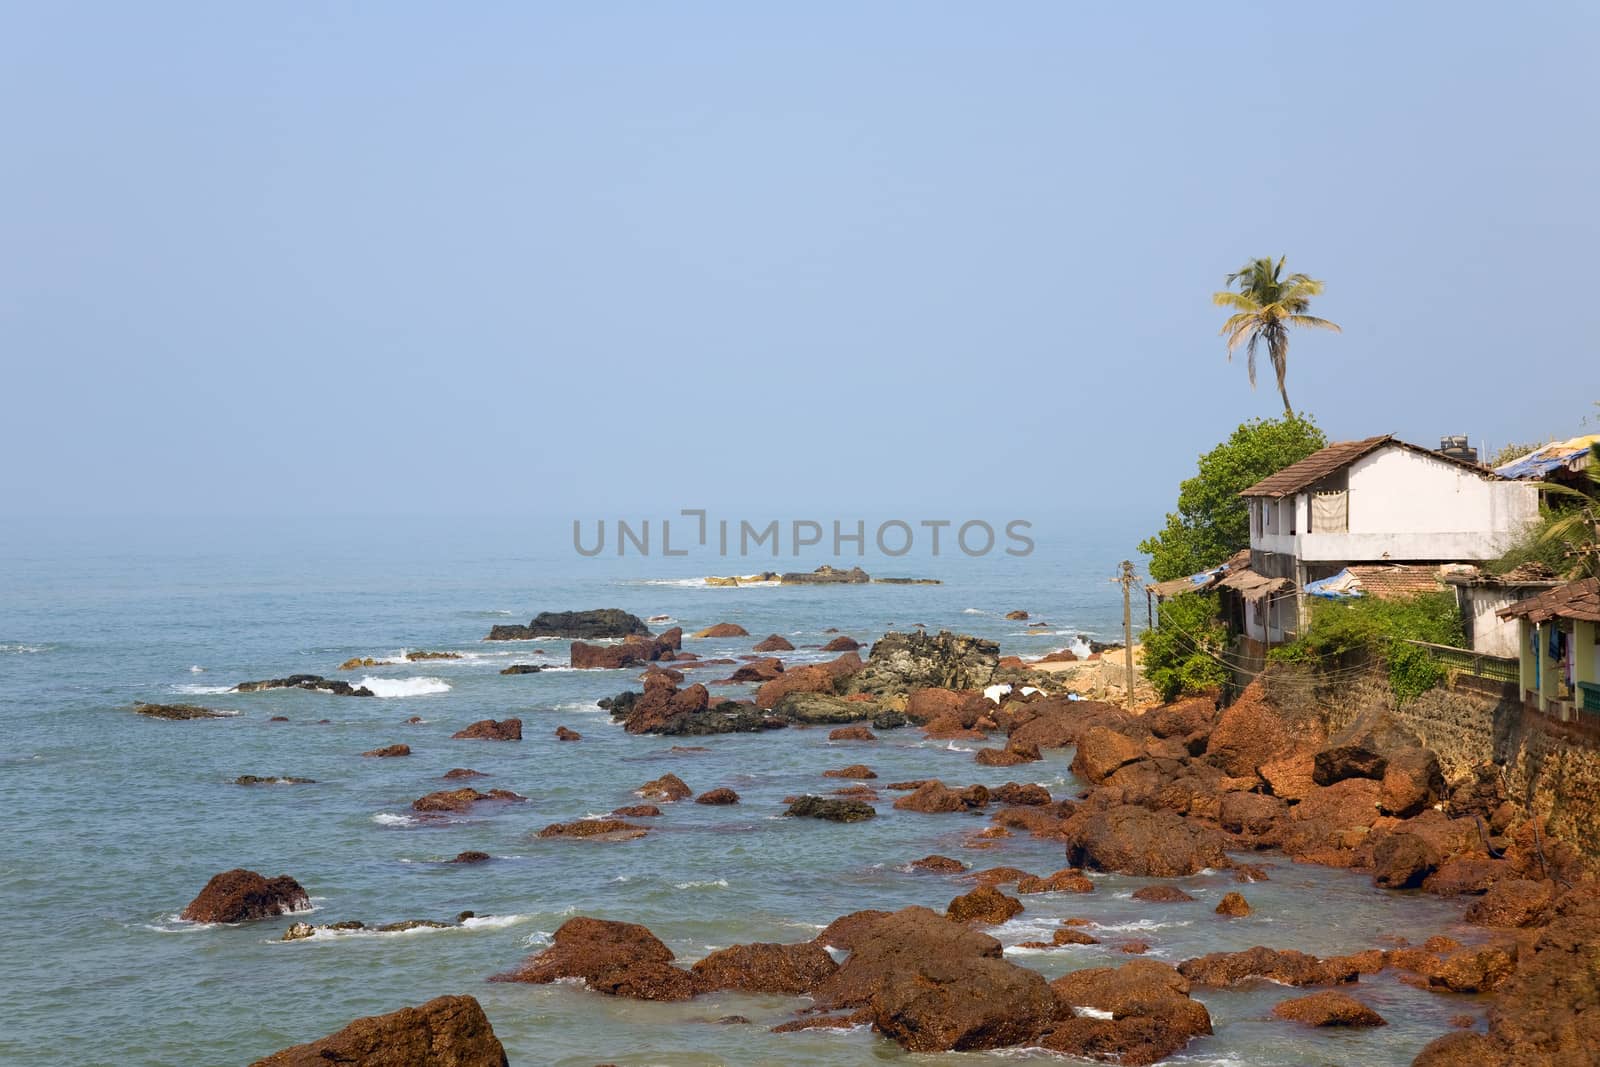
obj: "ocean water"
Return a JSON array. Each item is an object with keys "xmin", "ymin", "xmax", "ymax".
[{"xmin": 0, "ymin": 517, "xmax": 1486, "ymax": 1066}]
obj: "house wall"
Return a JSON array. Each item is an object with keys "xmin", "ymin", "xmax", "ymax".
[
  {"xmin": 1455, "ymin": 585, "xmax": 1527, "ymax": 657},
  {"xmin": 1249, "ymin": 445, "xmax": 1539, "ymax": 563}
]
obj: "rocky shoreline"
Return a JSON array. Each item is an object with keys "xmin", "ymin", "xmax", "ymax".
[{"xmin": 179, "ymin": 608, "xmax": 1596, "ymax": 1065}]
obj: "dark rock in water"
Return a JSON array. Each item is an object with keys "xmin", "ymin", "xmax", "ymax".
[
  {"xmin": 1271, "ymin": 990, "xmax": 1387, "ymax": 1027},
  {"xmin": 694, "ymin": 787, "xmax": 740, "ymax": 805},
  {"xmin": 694, "ymin": 622, "xmax": 750, "ymax": 638},
  {"xmin": 638, "ymin": 773, "xmax": 692, "ymax": 801},
  {"xmin": 247, "ymin": 993, "xmax": 508, "ymax": 1067},
  {"xmin": 611, "ymin": 804, "xmax": 662, "ymax": 818},
  {"xmin": 756, "ymin": 654, "xmax": 864, "ymax": 709},
  {"xmin": 498, "ymin": 664, "xmax": 544, "ymax": 675},
  {"xmin": 491, "ymin": 916, "xmax": 698, "ymax": 1001},
  {"xmin": 234, "ymin": 775, "xmax": 316, "ymax": 786},
  {"xmin": 377, "ymin": 919, "xmax": 453, "ymax": 933},
  {"xmin": 781, "ymin": 565, "xmax": 870, "ymax": 585},
  {"xmin": 234, "ymin": 675, "xmax": 375, "ymax": 697},
  {"xmin": 486, "ymin": 609, "xmax": 650, "ymax": 641},
  {"xmin": 753, "ymin": 634, "xmax": 795, "ymax": 652},
  {"xmin": 361, "ymin": 744, "xmax": 410, "ymax": 758},
  {"xmin": 723, "ymin": 657, "xmax": 783, "ymax": 683},
  {"xmin": 911, "ymin": 855, "xmax": 968, "ymax": 874},
  {"xmin": 772, "ymin": 692, "xmax": 880, "ymax": 724},
  {"xmin": 692, "ymin": 941, "xmax": 840, "ymax": 994},
  {"xmin": 537, "ymin": 819, "xmax": 649, "ymax": 841},
  {"xmin": 808, "ymin": 905, "xmax": 1055, "ymax": 1052},
  {"xmin": 1214, "ymin": 891, "xmax": 1252, "ymax": 917},
  {"xmin": 822, "ymin": 763, "xmax": 877, "ymax": 780},
  {"xmin": 822, "ymin": 635, "xmax": 862, "ymax": 652},
  {"xmin": 603, "ymin": 684, "xmax": 787, "ymax": 736},
  {"xmin": 1132, "ymin": 885, "xmax": 1195, "ymax": 904},
  {"xmin": 1041, "ymin": 960, "xmax": 1213, "ymax": 1063},
  {"xmin": 785, "ymin": 795, "xmax": 876, "ymax": 822},
  {"xmin": 844, "ymin": 631, "xmax": 1001, "ymax": 696},
  {"xmin": 134, "ymin": 702, "xmax": 227, "ymax": 720},
  {"xmin": 1177, "ymin": 946, "xmax": 1359, "ymax": 987},
  {"xmin": 829, "ymin": 725, "xmax": 877, "ymax": 741},
  {"xmin": 571, "ymin": 634, "xmax": 672, "ymax": 669},
  {"xmin": 1063, "ymin": 804, "xmax": 1230, "ymax": 878},
  {"xmin": 442, "ymin": 767, "xmax": 485, "ymax": 779},
  {"xmin": 412, "ymin": 788, "xmax": 526, "ymax": 813},
  {"xmin": 182, "ymin": 868, "xmax": 310, "ymax": 924},
  {"xmin": 946, "ymin": 886, "xmax": 1024, "ymax": 925},
  {"xmin": 450, "ymin": 851, "xmax": 492, "ymax": 864},
  {"xmin": 554, "ymin": 725, "xmax": 582, "ymax": 742},
  {"xmin": 874, "ymin": 577, "xmax": 941, "ymax": 585},
  {"xmin": 872, "ymin": 710, "xmax": 908, "ymax": 730},
  {"xmin": 452, "ymin": 718, "xmax": 521, "ymax": 741}
]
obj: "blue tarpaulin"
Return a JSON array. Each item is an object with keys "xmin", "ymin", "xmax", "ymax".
[{"xmin": 1305, "ymin": 569, "xmax": 1364, "ymax": 598}]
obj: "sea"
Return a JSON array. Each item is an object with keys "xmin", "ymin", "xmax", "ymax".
[{"xmin": 0, "ymin": 515, "xmax": 1486, "ymax": 1065}]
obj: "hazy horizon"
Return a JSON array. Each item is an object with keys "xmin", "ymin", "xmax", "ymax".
[{"xmin": 4, "ymin": 3, "xmax": 1597, "ymax": 524}]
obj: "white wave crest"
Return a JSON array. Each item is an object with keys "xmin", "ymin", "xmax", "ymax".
[
  {"xmin": 372, "ymin": 813, "xmax": 418, "ymax": 827},
  {"xmin": 0, "ymin": 642, "xmax": 54, "ymax": 654},
  {"xmin": 672, "ymin": 879, "xmax": 730, "ymax": 890},
  {"xmin": 174, "ymin": 683, "xmax": 235, "ymax": 695},
  {"xmin": 357, "ymin": 676, "xmax": 451, "ymax": 698}
]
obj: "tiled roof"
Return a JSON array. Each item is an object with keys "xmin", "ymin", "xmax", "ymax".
[
  {"xmin": 1240, "ymin": 435, "xmax": 1502, "ymax": 498},
  {"xmin": 1497, "ymin": 577, "xmax": 1600, "ymax": 624},
  {"xmin": 1345, "ymin": 565, "xmax": 1445, "ymax": 600}
]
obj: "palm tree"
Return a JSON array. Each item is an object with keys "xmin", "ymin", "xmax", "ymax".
[{"xmin": 1213, "ymin": 256, "xmax": 1341, "ymax": 416}]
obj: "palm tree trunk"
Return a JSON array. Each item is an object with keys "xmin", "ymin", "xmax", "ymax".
[{"xmin": 1279, "ymin": 380, "xmax": 1294, "ymax": 418}]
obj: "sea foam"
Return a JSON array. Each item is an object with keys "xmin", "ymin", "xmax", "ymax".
[{"xmin": 356, "ymin": 676, "xmax": 451, "ymax": 698}]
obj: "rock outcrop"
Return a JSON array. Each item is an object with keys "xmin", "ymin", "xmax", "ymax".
[
  {"xmin": 247, "ymin": 994, "xmax": 509, "ymax": 1067},
  {"xmin": 844, "ymin": 631, "xmax": 1001, "ymax": 696},
  {"xmin": 487, "ymin": 609, "xmax": 650, "ymax": 641},
  {"xmin": 492, "ymin": 916, "xmax": 698, "ymax": 1000},
  {"xmin": 1063, "ymin": 804, "xmax": 1230, "ymax": 877},
  {"xmin": 182, "ymin": 869, "xmax": 310, "ymax": 924},
  {"xmin": 451, "ymin": 719, "xmax": 521, "ymax": 741},
  {"xmin": 134, "ymin": 702, "xmax": 227, "ymax": 720}
]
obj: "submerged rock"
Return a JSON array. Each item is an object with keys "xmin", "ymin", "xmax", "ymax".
[
  {"xmin": 694, "ymin": 787, "xmax": 740, "ymax": 805},
  {"xmin": 233, "ymin": 675, "xmax": 375, "ymax": 697},
  {"xmin": 247, "ymin": 994, "xmax": 508, "ymax": 1067},
  {"xmin": 181, "ymin": 868, "xmax": 310, "ymax": 924},
  {"xmin": 134, "ymin": 702, "xmax": 227, "ymax": 720},
  {"xmin": 1271, "ymin": 990, "xmax": 1387, "ymax": 1027},
  {"xmin": 536, "ymin": 819, "xmax": 649, "ymax": 841},
  {"xmin": 234, "ymin": 775, "xmax": 315, "ymax": 786},
  {"xmin": 361, "ymin": 744, "xmax": 410, "ymax": 758},
  {"xmin": 554, "ymin": 726, "xmax": 582, "ymax": 741},
  {"xmin": 498, "ymin": 664, "xmax": 544, "ymax": 675},
  {"xmin": 412, "ymin": 788, "xmax": 526, "ymax": 813},
  {"xmin": 785, "ymin": 795, "xmax": 876, "ymax": 822}
]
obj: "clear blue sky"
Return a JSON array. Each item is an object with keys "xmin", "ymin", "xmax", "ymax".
[{"xmin": 3, "ymin": 2, "xmax": 1597, "ymax": 524}]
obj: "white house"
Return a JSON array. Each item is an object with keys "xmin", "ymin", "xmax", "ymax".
[{"xmin": 1236, "ymin": 435, "xmax": 1539, "ymax": 644}]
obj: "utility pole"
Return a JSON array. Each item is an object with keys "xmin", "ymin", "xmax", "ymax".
[{"xmin": 1118, "ymin": 560, "xmax": 1137, "ymax": 709}]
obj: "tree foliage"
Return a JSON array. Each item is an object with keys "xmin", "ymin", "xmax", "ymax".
[
  {"xmin": 1213, "ymin": 256, "xmax": 1341, "ymax": 415},
  {"xmin": 1141, "ymin": 592, "xmax": 1229, "ymax": 702},
  {"xmin": 1139, "ymin": 414, "xmax": 1328, "ymax": 582}
]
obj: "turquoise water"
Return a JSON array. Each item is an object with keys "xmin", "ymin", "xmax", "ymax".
[{"xmin": 0, "ymin": 517, "xmax": 1485, "ymax": 1065}]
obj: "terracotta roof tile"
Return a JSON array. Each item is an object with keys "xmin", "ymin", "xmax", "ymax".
[
  {"xmin": 1498, "ymin": 577, "xmax": 1600, "ymax": 624},
  {"xmin": 1345, "ymin": 565, "xmax": 1445, "ymax": 600},
  {"xmin": 1240, "ymin": 435, "xmax": 1502, "ymax": 498}
]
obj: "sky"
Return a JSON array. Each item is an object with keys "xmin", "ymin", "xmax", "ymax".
[{"xmin": 3, "ymin": 2, "xmax": 1597, "ymax": 531}]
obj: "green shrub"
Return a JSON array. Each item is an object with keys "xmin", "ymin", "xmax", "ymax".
[
  {"xmin": 1142, "ymin": 592, "xmax": 1229, "ymax": 702},
  {"xmin": 1270, "ymin": 592, "xmax": 1463, "ymax": 703}
]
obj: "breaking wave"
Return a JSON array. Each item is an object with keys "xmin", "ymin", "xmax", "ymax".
[{"xmin": 356, "ymin": 676, "xmax": 451, "ymax": 698}]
